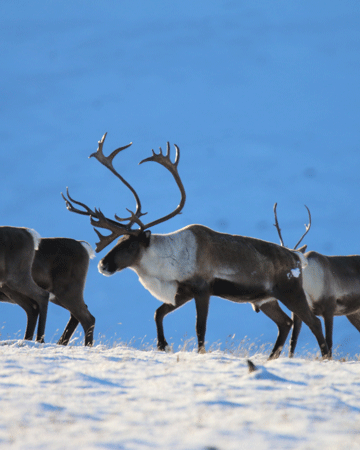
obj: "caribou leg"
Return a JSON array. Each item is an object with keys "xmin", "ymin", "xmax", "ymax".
[
  {"xmin": 289, "ymin": 313, "xmax": 303, "ymax": 357},
  {"xmin": 323, "ymin": 310, "xmax": 334, "ymax": 358},
  {"xmin": 0, "ymin": 288, "xmax": 39, "ymax": 340},
  {"xmin": 4, "ymin": 276, "xmax": 49, "ymax": 343},
  {"xmin": 57, "ymin": 314, "xmax": 79, "ymax": 345},
  {"xmin": 276, "ymin": 286, "xmax": 329, "ymax": 358},
  {"xmin": 194, "ymin": 287, "xmax": 211, "ymax": 353},
  {"xmin": 51, "ymin": 292, "xmax": 95, "ymax": 346},
  {"xmin": 260, "ymin": 300, "xmax": 293, "ymax": 360},
  {"xmin": 346, "ymin": 311, "xmax": 360, "ymax": 332},
  {"xmin": 154, "ymin": 297, "xmax": 191, "ymax": 351}
]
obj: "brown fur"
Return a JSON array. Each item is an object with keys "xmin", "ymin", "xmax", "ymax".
[
  {"xmin": 99, "ymin": 224, "xmax": 329, "ymax": 358},
  {"xmin": 289, "ymin": 251, "xmax": 360, "ymax": 357},
  {"xmin": 0, "ymin": 227, "xmax": 49, "ymax": 342},
  {"xmin": 0, "ymin": 235, "xmax": 95, "ymax": 346}
]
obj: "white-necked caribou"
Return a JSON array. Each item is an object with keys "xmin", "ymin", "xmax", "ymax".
[
  {"xmin": 62, "ymin": 133, "xmax": 329, "ymax": 358},
  {"xmin": 0, "ymin": 229, "xmax": 95, "ymax": 346},
  {"xmin": 273, "ymin": 204, "xmax": 360, "ymax": 358}
]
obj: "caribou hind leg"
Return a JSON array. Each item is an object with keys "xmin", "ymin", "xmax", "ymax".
[
  {"xmin": 0, "ymin": 288, "xmax": 40, "ymax": 341},
  {"xmin": 57, "ymin": 314, "xmax": 79, "ymax": 346},
  {"xmin": 52, "ymin": 293, "xmax": 95, "ymax": 346},
  {"xmin": 260, "ymin": 300, "xmax": 293, "ymax": 360},
  {"xmin": 345, "ymin": 311, "xmax": 360, "ymax": 338},
  {"xmin": 14, "ymin": 295, "xmax": 39, "ymax": 341},
  {"xmin": 289, "ymin": 313, "xmax": 303, "ymax": 357},
  {"xmin": 276, "ymin": 287, "xmax": 329, "ymax": 358},
  {"xmin": 6, "ymin": 276, "xmax": 49, "ymax": 343}
]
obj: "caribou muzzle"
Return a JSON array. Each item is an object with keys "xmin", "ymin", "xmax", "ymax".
[{"xmin": 98, "ymin": 259, "xmax": 117, "ymax": 277}]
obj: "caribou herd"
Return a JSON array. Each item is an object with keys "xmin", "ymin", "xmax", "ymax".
[{"xmin": 1, "ymin": 133, "xmax": 358, "ymax": 359}]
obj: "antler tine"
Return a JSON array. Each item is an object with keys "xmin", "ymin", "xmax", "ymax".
[
  {"xmin": 114, "ymin": 208, "xmax": 148, "ymax": 229},
  {"xmin": 61, "ymin": 187, "xmax": 97, "ymax": 217},
  {"xmin": 90, "ymin": 208, "xmax": 141, "ymax": 252},
  {"xmin": 138, "ymin": 143, "xmax": 186, "ymax": 230},
  {"xmin": 62, "ymin": 188, "xmax": 139, "ymax": 253},
  {"xmin": 89, "ymin": 133, "xmax": 144, "ymax": 223},
  {"xmin": 90, "ymin": 132, "xmax": 133, "ymax": 167},
  {"xmin": 273, "ymin": 203, "xmax": 285, "ymax": 247},
  {"xmin": 93, "ymin": 228, "xmax": 122, "ymax": 253},
  {"xmin": 294, "ymin": 205, "xmax": 312, "ymax": 250}
]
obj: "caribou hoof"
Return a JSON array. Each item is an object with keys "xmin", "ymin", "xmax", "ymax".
[
  {"xmin": 157, "ymin": 342, "xmax": 169, "ymax": 352},
  {"xmin": 198, "ymin": 346, "xmax": 206, "ymax": 354}
]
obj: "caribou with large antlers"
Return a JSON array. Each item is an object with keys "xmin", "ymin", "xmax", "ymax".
[
  {"xmin": 273, "ymin": 205, "xmax": 360, "ymax": 357},
  {"xmin": 63, "ymin": 134, "xmax": 330, "ymax": 358}
]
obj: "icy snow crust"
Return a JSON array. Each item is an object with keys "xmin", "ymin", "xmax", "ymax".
[{"xmin": 0, "ymin": 341, "xmax": 359, "ymax": 450}]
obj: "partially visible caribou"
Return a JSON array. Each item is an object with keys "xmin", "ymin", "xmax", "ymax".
[
  {"xmin": 249, "ymin": 203, "xmax": 311, "ymax": 359},
  {"xmin": 0, "ymin": 226, "xmax": 49, "ymax": 342},
  {"xmin": 62, "ymin": 133, "xmax": 330, "ymax": 358},
  {"xmin": 273, "ymin": 204, "xmax": 360, "ymax": 358},
  {"xmin": 0, "ymin": 228, "xmax": 95, "ymax": 346}
]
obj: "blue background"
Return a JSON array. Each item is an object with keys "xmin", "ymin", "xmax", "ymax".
[{"xmin": 1, "ymin": 1, "xmax": 360, "ymax": 356}]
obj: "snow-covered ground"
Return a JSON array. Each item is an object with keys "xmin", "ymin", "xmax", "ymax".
[{"xmin": 0, "ymin": 341, "xmax": 359, "ymax": 450}]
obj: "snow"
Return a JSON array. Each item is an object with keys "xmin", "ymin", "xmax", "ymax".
[
  {"xmin": 0, "ymin": 341, "xmax": 359, "ymax": 450},
  {"xmin": 2, "ymin": 341, "xmax": 360, "ymax": 449}
]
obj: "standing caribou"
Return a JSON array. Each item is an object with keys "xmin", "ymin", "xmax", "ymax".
[
  {"xmin": 0, "ymin": 228, "xmax": 96, "ymax": 346},
  {"xmin": 0, "ymin": 226, "xmax": 49, "ymax": 342},
  {"xmin": 273, "ymin": 205, "xmax": 360, "ymax": 358},
  {"xmin": 247, "ymin": 204, "xmax": 311, "ymax": 359},
  {"xmin": 62, "ymin": 133, "xmax": 330, "ymax": 358}
]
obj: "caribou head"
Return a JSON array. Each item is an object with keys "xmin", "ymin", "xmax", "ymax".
[{"xmin": 62, "ymin": 133, "xmax": 186, "ymax": 276}]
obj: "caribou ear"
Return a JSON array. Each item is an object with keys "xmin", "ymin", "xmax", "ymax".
[
  {"xmin": 142, "ymin": 230, "xmax": 151, "ymax": 247},
  {"xmin": 297, "ymin": 244, "xmax": 307, "ymax": 253}
]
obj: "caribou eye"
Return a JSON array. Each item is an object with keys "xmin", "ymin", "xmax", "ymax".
[{"xmin": 129, "ymin": 241, "xmax": 139, "ymax": 250}]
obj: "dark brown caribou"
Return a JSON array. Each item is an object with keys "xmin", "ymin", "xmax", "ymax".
[
  {"xmin": 0, "ymin": 226, "xmax": 49, "ymax": 342},
  {"xmin": 0, "ymin": 231, "xmax": 95, "ymax": 346},
  {"xmin": 62, "ymin": 133, "xmax": 329, "ymax": 358}
]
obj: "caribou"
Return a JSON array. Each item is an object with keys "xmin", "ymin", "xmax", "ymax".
[
  {"xmin": 273, "ymin": 205, "xmax": 360, "ymax": 358},
  {"xmin": 0, "ymin": 230, "xmax": 96, "ymax": 346},
  {"xmin": 248, "ymin": 204, "xmax": 311, "ymax": 359},
  {"xmin": 62, "ymin": 133, "xmax": 330, "ymax": 358},
  {"xmin": 0, "ymin": 226, "xmax": 49, "ymax": 342}
]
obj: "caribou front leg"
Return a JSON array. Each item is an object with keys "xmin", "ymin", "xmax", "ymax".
[
  {"xmin": 289, "ymin": 313, "xmax": 302, "ymax": 357},
  {"xmin": 194, "ymin": 284, "xmax": 211, "ymax": 353},
  {"xmin": 154, "ymin": 296, "xmax": 191, "ymax": 351}
]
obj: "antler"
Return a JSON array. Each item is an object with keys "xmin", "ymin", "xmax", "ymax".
[
  {"xmin": 293, "ymin": 205, "xmax": 311, "ymax": 250},
  {"xmin": 62, "ymin": 133, "xmax": 146, "ymax": 252},
  {"xmin": 273, "ymin": 203, "xmax": 311, "ymax": 249},
  {"xmin": 63, "ymin": 135, "xmax": 186, "ymax": 253},
  {"xmin": 62, "ymin": 187, "xmax": 140, "ymax": 252},
  {"xmin": 138, "ymin": 142, "xmax": 186, "ymax": 230},
  {"xmin": 273, "ymin": 203, "xmax": 285, "ymax": 247},
  {"xmin": 89, "ymin": 133, "xmax": 147, "ymax": 224}
]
